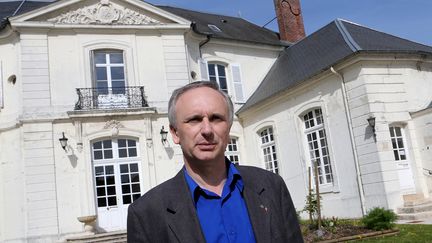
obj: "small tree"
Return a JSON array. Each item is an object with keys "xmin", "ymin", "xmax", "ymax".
[{"xmin": 361, "ymin": 207, "xmax": 398, "ymax": 230}]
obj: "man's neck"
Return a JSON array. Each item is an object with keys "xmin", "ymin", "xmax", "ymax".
[{"xmin": 184, "ymin": 157, "xmax": 227, "ymax": 196}]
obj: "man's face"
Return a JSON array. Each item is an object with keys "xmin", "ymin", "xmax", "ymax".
[{"xmin": 170, "ymin": 87, "xmax": 231, "ymax": 164}]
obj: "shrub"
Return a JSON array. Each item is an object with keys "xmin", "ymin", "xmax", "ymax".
[{"xmin": 361, "ymin": 207, "xmax": 398, "ymax": 230}]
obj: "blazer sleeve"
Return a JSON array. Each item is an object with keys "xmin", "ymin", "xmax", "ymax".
[
  {"xmin": 127, "ymin": 203, "xmax": 151, "ymax": 243},
  {"xmin": 278, "ymin": 176, "xmax": 304, "ymax": 243}
]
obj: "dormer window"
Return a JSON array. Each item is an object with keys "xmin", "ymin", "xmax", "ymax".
[{"xmin": 208, "ymin": 24, "xmax": 222, "ymax": 32}]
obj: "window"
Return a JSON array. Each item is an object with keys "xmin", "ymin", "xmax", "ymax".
[
  {"xmin": 303, "ymin": 108, "xmax": 333, "ymax": 185},
  {"xmin": 199, "ymin": 60, "xmax": 244, "ymax": 103},
  {"xmin": 92, "ymin": 138, "xmax": 141, "ymax": 207},
  {"xmin": 259, "ymin": 127, "xmax": 279, "ymax": 174},
  {"xmin": 389, "ymin": 126, "xmax": 407, "ymax": 161},
  {"xmin": 93, "ymin": 50, "xmax": 126, "ymax": 95},
  {"xmin": 226, "ymin": 137, "xmax": 240, "ymax": 164},
  {"xmin": 208, "ymin": 63, "xmax": 228, "ymax": 93}
]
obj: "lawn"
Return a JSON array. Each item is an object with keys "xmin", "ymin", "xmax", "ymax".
[{"xmin": 353, "ymin": 224, "xmax": 432, "ymax": 242}]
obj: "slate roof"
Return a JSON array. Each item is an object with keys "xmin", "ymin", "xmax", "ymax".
[
  {"xmin": 157, "ymin": 6, "xmax": 285, "ymax": 46},
  {"xmin": 0, "ymin": 1, "xmax": 53, "ymax": 29},
  {"xmin": 237, "ymin": 19, "xmax": 432, "ymax": 114},
  {"xmin": 0, "ymin": 1, "xmax": 284, "ymax": 47}
]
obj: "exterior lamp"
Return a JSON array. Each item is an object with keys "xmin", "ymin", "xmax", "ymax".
[
  {"xmin": 367, "ymin": 117, "xmax": 376, "ymax": 140},
  {"xmin": 160, "ymin": 126, "xmax": 168, "ymax": 144},
  {"xmin": 59, "ymin": 132, "xmax": 68, "ymax": 151}
]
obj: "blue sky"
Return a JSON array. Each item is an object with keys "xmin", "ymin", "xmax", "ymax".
[{"xmin": 149, "ymin": 0, "xmax": 432, "ymax": 46}]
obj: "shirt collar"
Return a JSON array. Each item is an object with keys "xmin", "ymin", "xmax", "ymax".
[{"xmin": 184, "ymin": 158, "xmax": 244, "ymax": 203}]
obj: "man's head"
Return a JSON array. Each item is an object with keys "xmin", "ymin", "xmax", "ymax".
[
  {"xmin": 168, "ymin": 81, "xmax": 234, "ymax": 129},
  {"xmin": 168, "ymin": 81, "xmax": 234, "ymax": 164}
]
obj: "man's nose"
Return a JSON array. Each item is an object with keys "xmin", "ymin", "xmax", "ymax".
[{"xmin": 200, "ymin": 119, "xmax": 213, "ymax": 136}]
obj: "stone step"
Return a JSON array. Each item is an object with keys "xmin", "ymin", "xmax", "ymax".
[
  {"xmin": 397, "ymin": 202, "xmax": 432, "ymax": 214},
  {"xmin": 397, "ymin": 211, "xmax": 432, "ymax": 221},
  {"xmin": 66, "ymin": 230, "xmax": 126, "ymax": 243}
]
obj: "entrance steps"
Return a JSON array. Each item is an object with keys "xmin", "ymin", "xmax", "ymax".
[
  {"xmin": 65, "ymin": 230, "xmax": 126, "ymax": 243},
  {"xmin": 397, "ymin": 194, "xmax": 432, "ymax": 220}
]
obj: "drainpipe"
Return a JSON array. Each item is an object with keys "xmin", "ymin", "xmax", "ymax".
[
  {"xmin": 331, "ymin": 66, "xmax": 366, "ymax": 216},
  {"xmin": 191, "ymin": 22, "xmax": 212, "ymax": 58}
]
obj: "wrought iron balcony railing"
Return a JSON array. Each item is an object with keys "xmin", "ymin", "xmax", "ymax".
[{"xmin": 74, "ymin": 86, "xmax": 148, "ymax": 110}]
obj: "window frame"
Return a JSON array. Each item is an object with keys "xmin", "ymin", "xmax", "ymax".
[
  {"xmin": 258, "ymin": 126, "xmax": 279, "ymax": 174},
  {"xmin": 302, "ymin": 108, "xmax": 334, "ymax": 186},
  {"xmin": 225, "ymin": 136, "xmax": 241, "ymax": 165},
  {"xmin": 91, "ymin": 49, "xmax": 127, "ymax": 94}
]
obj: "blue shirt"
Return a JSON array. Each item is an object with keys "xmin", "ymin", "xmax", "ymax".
[{"xmin": 184, "ymin": 162, "xmax": 256, "ymax": 243}]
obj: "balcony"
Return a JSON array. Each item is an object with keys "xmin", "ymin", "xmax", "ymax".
[{"xmin": 74, "ymin": 86, "xmax": 148, "ymax": 110}]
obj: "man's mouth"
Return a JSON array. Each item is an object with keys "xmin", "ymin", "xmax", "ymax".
[{"xmin": 197, "ymin": 143, "xmax": 217, "ymax": 150}]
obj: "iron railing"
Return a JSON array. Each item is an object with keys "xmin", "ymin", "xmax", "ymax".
[{"xmin": 74, "ymin": 86, "xmax": 148, "ymax": 110}]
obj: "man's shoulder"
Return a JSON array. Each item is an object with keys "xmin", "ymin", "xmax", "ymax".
[
  {"xmin": 130, "ymin": 171, "xmax": 184, "ymax": 209},
  {"xmin": 237, "ymin": 165, "xmax": 284, "ymax": 186}
]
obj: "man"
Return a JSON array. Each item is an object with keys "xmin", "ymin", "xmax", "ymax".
[{"xmin": 127, "ymin": 81, "xmax": 303, "ymax": 243}]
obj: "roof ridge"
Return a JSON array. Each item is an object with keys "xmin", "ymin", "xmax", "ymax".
[{"xmin": 335, "ymin": 19, "xmax": 362, "ymax": 52}]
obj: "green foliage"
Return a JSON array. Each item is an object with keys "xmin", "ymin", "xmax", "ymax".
[
  {"xmin": 361, "ymin": 207, "xmax": 398, "ymax": 230},
  {"xmin": 303, "ymin": 192, "xmax": 321, "ymax": 219}
]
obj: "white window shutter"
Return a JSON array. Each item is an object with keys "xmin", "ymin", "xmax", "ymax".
[
  {"xmin": 231, "ymin": 64, "xmax": 244, "ymax": 103},
  {"xmin": 199, "ymin": 58, "xmax": 209, "ymax": 81},
  {"xmin": 0, "ymin": 61, "xmax": 3, "ymax": 108}
]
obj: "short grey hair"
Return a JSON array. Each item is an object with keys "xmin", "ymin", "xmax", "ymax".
[{"xmin": 168, "ymin": 81, "xmax": 234, "ymax": 128}]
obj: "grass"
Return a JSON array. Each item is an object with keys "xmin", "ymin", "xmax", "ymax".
[{"xmin": 353, "ymin": 224, "xmax": 432, "ymax": 242}]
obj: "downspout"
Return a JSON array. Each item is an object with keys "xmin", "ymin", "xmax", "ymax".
[
  {"xmin": 330, "ymin": 66, "xmax": 366, "ymax": 216},
  {"xmin": 191, "ymin": 22, "xmax": 212, "ymax": 58}
]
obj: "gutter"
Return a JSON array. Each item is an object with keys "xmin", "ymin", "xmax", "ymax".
[{"xmin": 330, "ymin": 66, "xmax": 366, "ymax": 216}]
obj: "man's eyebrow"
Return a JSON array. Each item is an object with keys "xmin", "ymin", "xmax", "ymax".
[{"xmin": 183, "ymin": 114, "xmax": 203, "ymax": 121}]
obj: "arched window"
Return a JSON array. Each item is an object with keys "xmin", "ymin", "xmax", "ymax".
[
  {"xmin": 302, "ymin": 108, "xmax": 333, "ymax": 185},
  {"xmin": 208, "ymin": 63, "xmax": 228, "ymax": 93},
  {"xmin": 92, "ymin": 137, "xmax": 141, "ymax": 231},
  {"xmin": 259, "ymin": 127, "xmax": 279, "ymax": 174},
  {"xmin": 226, "ymin": 137, "xmax": 240, "ymax": 164}
]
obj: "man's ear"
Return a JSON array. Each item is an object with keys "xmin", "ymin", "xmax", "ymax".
[{"xmin": 169, "ymin": 125, "xmax": 180, "ymax": 144}]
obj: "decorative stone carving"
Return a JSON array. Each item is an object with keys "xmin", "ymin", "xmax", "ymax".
[
  {"xmin": 104, "ymin": 120, "xmax": 124, "ymax": 137},
  {"xmin": 48, "ymin": 0, "xmax": 162, "ymax": 25}
]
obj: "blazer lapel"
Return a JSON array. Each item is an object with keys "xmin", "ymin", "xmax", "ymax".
[
  {"xmin": 243, "ymin": 179, "xmax": 271, "ymax": 243},
  {"xmin": 165, "ymin": 170, "xmax": 206, "ymax": 243}
]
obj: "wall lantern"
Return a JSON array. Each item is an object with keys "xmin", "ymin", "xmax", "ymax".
[
  {"xmin": 160, "ymin": 126, "xmax": 168, "ymax": 144},
  {"xmin": 367, "ymin": 117, "xmax": 376, "ymax": 139},
  {"xmin": 59, "ymin": 132, "xmax": 68, "ymax": 151}
]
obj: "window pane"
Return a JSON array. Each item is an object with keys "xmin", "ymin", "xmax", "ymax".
[
  {"xmin": 133, "ymin": 194, "xmax": 141, "ymax": 201},
  {"xmin": 94, "ymin": 53, "xmax": 106, "ymax": 64},
  {"xmin": 105, "ymin": 166, "xmax": 114, "ymax": 175},
  {"xmin": 107, "ymin": 186, "xmax": 116, "ymax": 195},
  {"xmin": 132, "ymin": 183, "xmax": 141, "ymax": 193},
  {"xmin": 94, "ymin": 150, "xmax": 103, "ymax": 160},
  {"xmin": 120, "ymin": 164, "xmax": 129, "ymax": 173},
  {"xmin": 103, "ymin": 140, "xmax": 112, "ymax": 148},
  {"xmin": 118, "ymin": 139, "xmax": 126, "ymax": 148},
  {"xmin": 121, "ymin": 175, "xmax": 129, "ymax": 183},
  {"xmin": 128, "ymin": 140, "xmax": 136, "ymax": 147},
  {"xmin": 104, "ymin": 150, "xmax": 113, "ymax": 159},
  {"xmin": 93, "ymin": 141, "xmax": 102, "ymax": 149},
  {"xmin": 97, "ymin": 198, "xmax": 107, "ymax": 207},
  {"xmin": 95, "ymin": 67, "xmax": 107, "ymax": 81},
  {"xmin": 96, "ymin": 177, "xmax": 105, "ymax": 186},
  {"xmin": 131, "ymin": 173, "xmax": 140, "ymax": 183},
  {"xmin": 119, "ymin": 148, "xmax": 127, "ymax": 158},
  {"xmin": 108, "ymin": 196, "xmax": 117, "ymax": 206},
  {"xmin": 110, "ymin": 53, "xmax": 123, "ymax": 63},
  {"xmin": 128, "ymin": 148, "xmax": 137, "ymax": 157},
  {"xmin": 122, "ymin": 185, "xmax": 131, "ymax": 194},
  {"xmin": 123, "ymin": 195, "xmax": 132, "ymax": 204},
  {"xmin": 111, "ymin": 67, "xmax": 125, "ymax": 80},
  {"xmin": 97, "ymin": 187, "xmax": 106, "ymax": 196},
  {"xmin": 106, "ymin": 176, "xmax": 115, "ymax": 185},
  {"xmin": 208, "ymin": 64, "xmax": 215, "ymax": 75},
  {"xmin": 130, "ymin": 163, "xmax": 138, "ymax": 173}
]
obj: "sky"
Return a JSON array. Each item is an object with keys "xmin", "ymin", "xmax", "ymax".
[{"xmin": 148, "ymin": 0, "xmax": 432, "ymax": 46}]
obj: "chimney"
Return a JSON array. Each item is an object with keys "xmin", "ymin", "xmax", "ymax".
[{"xmin": 273, "ymin": 0, "xmax": 306, "ymax": 43}]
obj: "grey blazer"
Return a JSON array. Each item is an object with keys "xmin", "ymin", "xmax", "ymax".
[{"xmin": 127, "ymin": 165, "xmax": 303, "ymax": 243}]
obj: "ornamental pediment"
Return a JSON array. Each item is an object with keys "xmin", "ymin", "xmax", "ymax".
[
  {"xmin": 48, "ymin": 0, "xmax": 161, "ymax": 25},
  {"xmin": 9, "ymin": 0, "xmax": 190, "ymax": 27}
]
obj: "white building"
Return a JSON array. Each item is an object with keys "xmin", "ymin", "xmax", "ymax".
[{"xmin": 0, "ymin": 0, "xmax": 431, "ymax": 242}]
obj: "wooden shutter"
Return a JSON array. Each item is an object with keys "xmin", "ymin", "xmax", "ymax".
[
  {"xmin": 231, "ymin": 64, "xmax": 244, "ymax": 103},
  {"xmin": 199, "ymin": 58, "xmax": 209, "ymax": 81}
]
